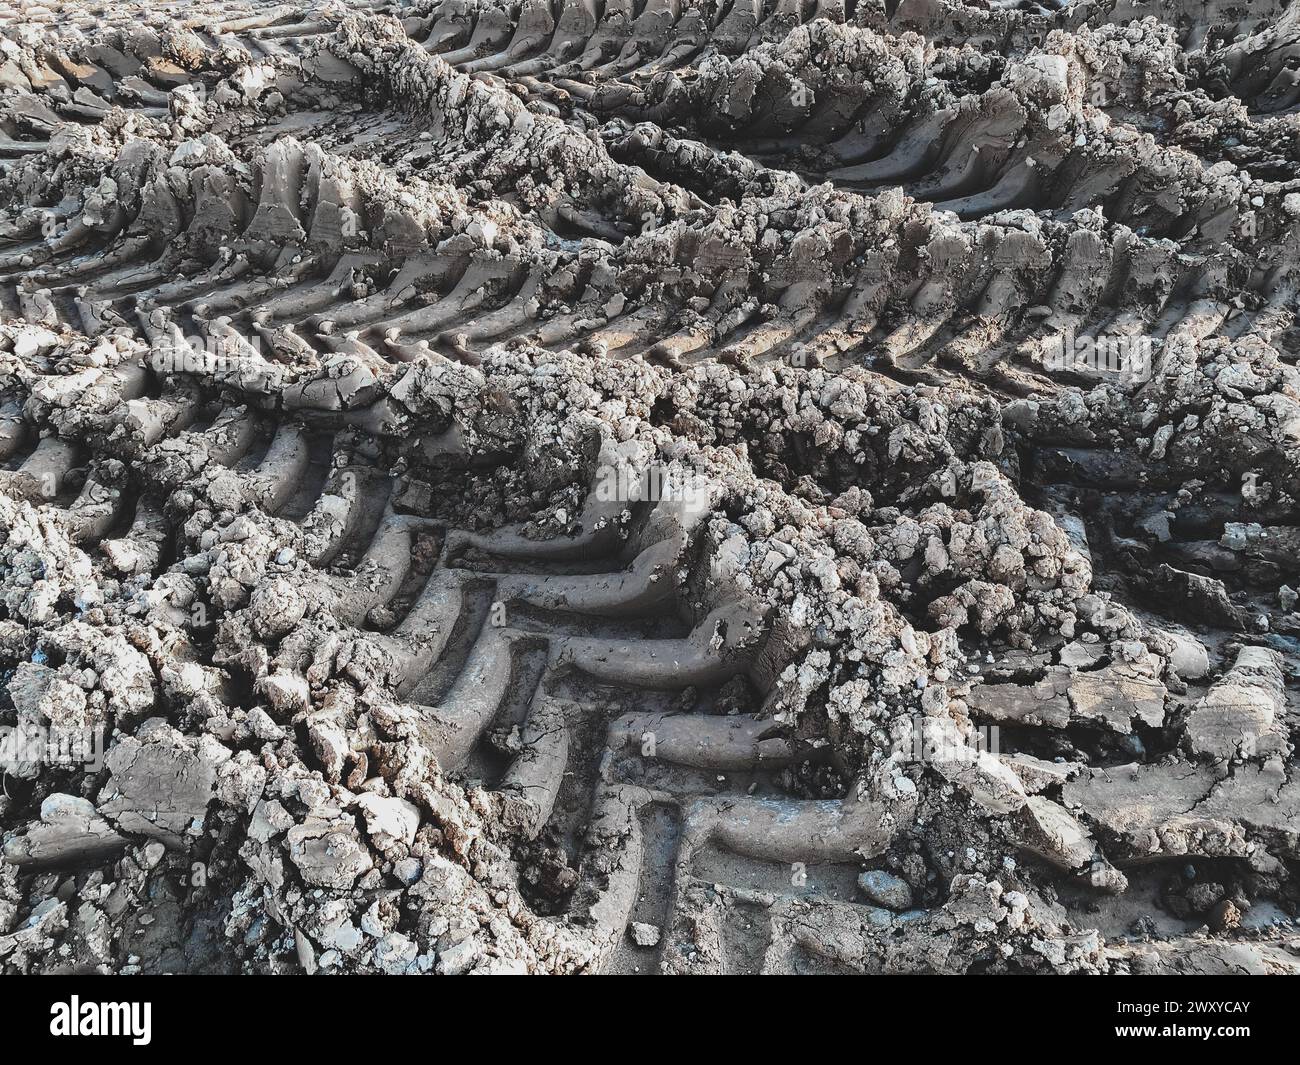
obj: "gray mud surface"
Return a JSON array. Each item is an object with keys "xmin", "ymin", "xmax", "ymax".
[{"xmin": 0, "ymin": 0, "xmax": 1299, "ymax": 975}]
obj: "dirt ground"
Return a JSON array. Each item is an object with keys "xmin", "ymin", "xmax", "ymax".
[{"xmin": 0, "ymin": 0, "xmax": 1298, "ymax": 975}]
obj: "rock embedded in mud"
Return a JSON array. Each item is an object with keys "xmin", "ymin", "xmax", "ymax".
[{"xmin": 856, "ymin": 871, "xmax": 913, "ymax": 912}]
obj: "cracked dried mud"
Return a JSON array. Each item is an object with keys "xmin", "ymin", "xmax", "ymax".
[{"xmin": 1, "ymin": 0, "xmax": 1299, "ymax": 977}]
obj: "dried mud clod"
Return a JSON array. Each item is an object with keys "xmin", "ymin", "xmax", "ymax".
[{"xmin": 0, "ymin": 0, "xmax": 1298, "ymax": 976}]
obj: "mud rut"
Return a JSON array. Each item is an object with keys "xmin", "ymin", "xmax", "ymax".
[{"xmin": 0, "ymin": 0, "xmax": 1298, "ymax": 975}]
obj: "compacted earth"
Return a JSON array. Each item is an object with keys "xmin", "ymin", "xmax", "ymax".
[{"xmin": 0, "ymin": 0, "xmax": 1298, "ymax": 975}]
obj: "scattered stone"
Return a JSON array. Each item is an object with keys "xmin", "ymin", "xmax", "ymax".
[{"xmin": 630, "ymin": 923, "xmax": 661, "ymax": 948}]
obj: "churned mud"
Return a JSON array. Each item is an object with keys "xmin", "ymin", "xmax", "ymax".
[{"xmin": 0, "ymin": 0, "xmax": 1298, "ymax": 975}]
